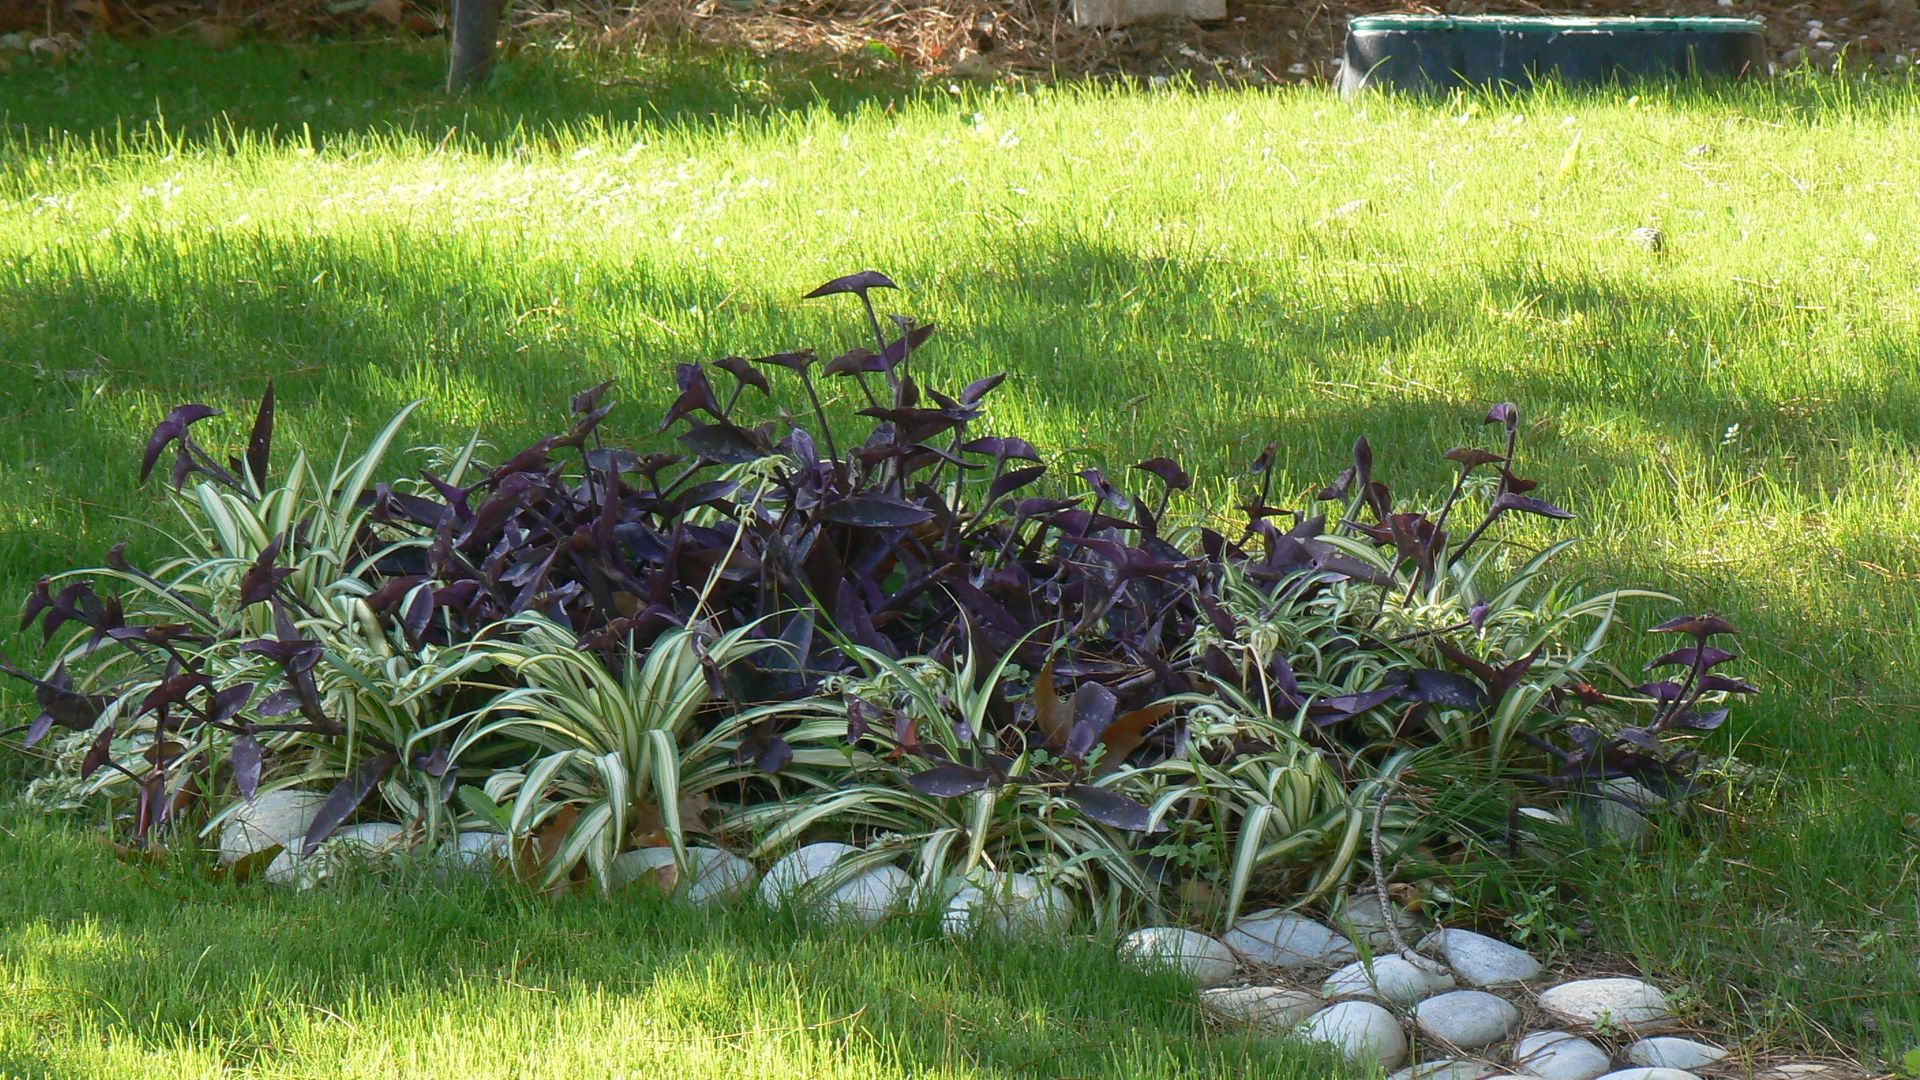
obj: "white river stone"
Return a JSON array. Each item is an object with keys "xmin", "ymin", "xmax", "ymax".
[
  {"xmin": 1421, "ymin": 928, "xmax": 1544, "ymax": 987},
  {"xmin": 218, "ymin": 789, "xmax": 327, "ymax": 862},
  {"xmin": 1297, "ymin": 1000, "xmax": 1409, "ymax": 1069},
  {"xmin": 1538, "ymin": 977, "xmax": 1674, "ymax": 1032},
  {"xmin": 1224, "ymin": 910, "xmax": 1355, "ymax": 968},
  {"xmin": 1120, "ymin": 927, "xmax": 1239, "ymax": 987},
  {"xmin": 942, "ymin": 872, "xmax": 1073, "ymax": 937},
  {"xmin": 611, "ymin": 846, "xmax": 758, "ymax": 906},
  {"xmin": 1321, "ymin": 954, "xmax": 1456, "ymax": 1005},
  {"xmin": 756, "ymin": 842, "xmax": 863, "ymax": 906},
  {"xmin": 1198, "ymin": 986, "xmax": 1321, "ymax": 1030},
  {"xmin": 1414, "ymin": 990, "xmax": 1520, "ymax": 1050},
  {"xmin": 1509, "ymin": 1030, "xmax": 1613, "ymax": 1080},
  {"xmin": 1624, "ymin": 1037, "xmax": 1726, "ymax": 1070}
]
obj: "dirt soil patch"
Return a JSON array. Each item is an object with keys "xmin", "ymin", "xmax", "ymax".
[{"xmin": 2, "ymin": 0, "xmax": 1915, "ymax": 88}]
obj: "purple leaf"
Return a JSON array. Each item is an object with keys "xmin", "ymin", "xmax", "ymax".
[
  {"xmin": 1444, "ymin": 447, "xmax": 1504, "ymax": 468},
  {"xmin": 1065, "ymin": 682, "xmax": 1118, "ymax": 761},
  {"xmin": 140, "ymin": 403, "xmax": 221, "ymax": 483},
  {"xmin": 711, "ymin": 356, "xmax": 769, "ymax": 394},
  {"xmin": 1490, "ymin": 493, "xmax": 1574, "ymax": 520},
  {"xmin": 231, "ymin": 734, "xmax": 263, "ymax": 803},
  {"xmin": 80, "ymin": 725, "xmax": 115, "ymax": 778},
  {"xmin": 960, "ymin": 436, "xmax": 1041, "ymax": 462},
  {"xmin": 1670, "ymin": 708, "xmax": 1729, "ymax": 731},
  {"xmin": 905, "ymin": 762, "xmax": 994, "ymax": 798},
  {"xmin": 210, "ymin": 683, "xmax": 255, "ymax": 724},
  {"xmin": 1650, "ymin": 614, "xmax": 1739, "ymax": 638},
  {"xmin": 257, "ymin": 689, "xmax": 301, "ymax": 716},
  {"xmin": 818, "ymin": 496, "xmax": 934, "ymax": 528},
  {"xmin": 238, "ymin": 536, "xmax": 294, "ymax": 606},
  {"xmin": 752, "ymin": 735, "xmax": 792, "ymax": 775},
  {"xmin": 987, "ymin": 466, "xmax": 1047, "ymax": 504},
  {"xmin": 748, "ymin": 349, "xmax": 817, "ymax": 373},
  {"xmin": 1132, "ymin": 457, "xmax": 1192, "ymax": 491},
  {"xmin": 803, "ymin": 270, "xmax": 898, "ymax": 298},
  {"xmin": 1645, "ymin": 645, "xmax": 1735, "ymax": 670},
  {"xmin": 1065, "ymin": 784, "xmax": 1159, "ymax": 832},
  {"xmin": 23, "ymin": 712, "xmax": 54, "ymax": 748},
  {"xmin": 301, "ymin": 751, "xmax": 398, "ymax": 855},
  {"xmin": 660, "ymin": 363, "xmax": 722, "ymax": 430},
  {"xmin": 679, "ymin": 422, "xmax": 768, "ymax": 464},
  {"xmin": 1401, "ymin": 669, "xmax": 1484, "ymax": 709},
  {"xmin": 244, "ymin": 383, "xmax": 275, "ymax": 489},
  {"xmin": 959, "ymin": 373, "xmax": 1006, "ymax": 405},
  {"xmin": 1485, "ymin": 402, "xmax": 1519, "ymax": 430}
]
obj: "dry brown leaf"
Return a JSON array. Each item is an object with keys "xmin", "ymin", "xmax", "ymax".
[{"xmin": 365, "ymin": 0, "xmax": 403, "ymax": 23}]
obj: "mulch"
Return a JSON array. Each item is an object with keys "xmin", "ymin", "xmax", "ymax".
[{"xmin": 3, "ymin": 0, "xmax": 1916, "ymax": 84}]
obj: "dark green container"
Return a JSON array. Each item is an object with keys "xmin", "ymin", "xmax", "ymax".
[{"xmin": 1339, "ymin": 14, "xmax": 1767, "ymax": 96}]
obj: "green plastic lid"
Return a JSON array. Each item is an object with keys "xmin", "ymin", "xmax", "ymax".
[{"xmin": 1348, "ymin": 14, "xmax": 1764, "ymax": 33}]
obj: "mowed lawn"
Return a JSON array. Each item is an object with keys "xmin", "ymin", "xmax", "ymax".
[{"xmin": 2, "ymin": 39, "xmax": 1918, "ymax": 1072}]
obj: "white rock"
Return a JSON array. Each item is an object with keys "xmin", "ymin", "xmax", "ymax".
[
  {"xmin": 1591, "ymin": 1071, "xmax": 1702, "ymax": 1080},
  {"xmin": 756, "ymin": 842, "xmax": 862, "ymax": 907},
  {"xmin": 1224, "ymin": 910, "xmax": 1355, "ymax": 968},
  {"xmin": 218, "ymin": 789, "xmax": 328, "ymax": 862},
  {"xmin": 1578, "ymin": 779, "xmax": 1665, "ymax": 847},
  {"xmin": 1071, "ymin": 0, "xmax": 1223, "ymax": 28},
  {"xmin": 1338, "ymin": 893, "xmax": 1423, "ymax": 948},
  {"xmin": 942, "ymin": 872, "xmax": 1073, "ymax": 937},
  {"xmin": 1510, "ymin": 1030, "xmax": 1612, "ymax": 1080},
  {"xmin": 821, "ymin": 865, "xmax": 911, "ymax": 925},
  {"xmin": 1422, "ymin": 928, "xmax": 1543, "ymax": 986},
  {"xmin": 445, "ymin": 830, "xmax": 512, "ymax": 869},
  {"xmin": 1322, "ymin": 954, "xmax": 1455, "ymax": 1005},
  {"xmin": 611, "ymin": 846, "xmax": 758, "ymax": 906},
  {"xmin": 1624, "ymin": 1038, "xmax": 1726, "ymax": 1070},
  {"xmin": 1198, "ymin": 985, "xmax": 1321, "ymax": 1030},
  {"xmin": 333, "ymin": 822, "xmax": 407, "ymax": 851},
  {"xmin": 1120, "ymin": 927, "xmax": 1239, "ymax": 987},
  {"xmin": 262, "ymin": 822, "xmax": 409, "ymax": 888},
  {"xmin": 1387, "ymin": 1061, "xmax": 1506, "ymax": 1080},
  {"xmin": 1538, "ymin": 978, "xmax": 1673, "ymax": 1032},
  {"xmin": 1297, "ymin": 1000, "xmax": 1408, "ymax": 1069},
  {"xmin": 1415, "ymin": 990, "xmax": 1520, "ymax": 1050}
]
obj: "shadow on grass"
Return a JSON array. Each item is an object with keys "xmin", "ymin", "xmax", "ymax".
[{"xmin": 0, "ymin": 38, "xmax": 926, "ymax": 149}]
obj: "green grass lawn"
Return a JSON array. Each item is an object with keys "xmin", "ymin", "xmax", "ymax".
[{"xmin": 3, "ymin": 37, "xmax": 1919, "ymax": 1071}]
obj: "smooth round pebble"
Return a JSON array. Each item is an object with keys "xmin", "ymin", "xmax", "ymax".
[
  {"xmin": 611, "ymin": 846, "xmax": 758, "ymax": 906},
  {"xmin": 1297, "ymin": 1000, "xmax": 1408, "ymax": 1068},
  {"xmin": 1538, "ymin": 978, "xmax": 1673, "ymax": 1031},
  {"xmin": 1387, "ymin": 1060, "xmax": 1506, "ymax": 1080},
  {"xmin": 1198, "ymin": 986, "xmax": 1321, "ymax": 1030},
  {"xmin": 445, "ymin": 830, "xmax": 512, "ymax": 868},
  {"xmin": 943, "ymin": 872, "xmax": 1072, "ymax": 937},
  {"xmin": 1625, "ymin": 1037, "xmax": 1726, "ymax": 1070},
  {"xmin": 756, "ymin": 842, "xmax": 862, "ymax": 906},
  {"xmin": 1592, "ymin": 1070, "xmax": 1702, "ymax": 1080},
  {"xmin": 1421, "ymin": 928, "xmax": 1544, "ymax": 986},
  {"xmin": 1509, "ymin": 1030, "xmax": 1612, "ymax": 1080},
  {"xmin": 1121, "ymin": 927, "xmax": 1239, "ymax": 987},
  {"xmin": 1414, "ymin": 990, "xmax": 1520, "ymax": 1050},
  {"xmin": 219, "ymin": 789, "xmax": 328, "ymax": 862},
  {"xmin": 822, "ymin": 865, "xmax": 910, "ymax": 925},
  {"xmin": 1322, "ymin": 954, "xmax": 1455, "ymax": 1005},
  {"xmin": 1224, "ymin": 910, "xmax": 1356, "ymax": 968}
]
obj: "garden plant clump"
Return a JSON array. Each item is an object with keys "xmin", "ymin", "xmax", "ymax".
[{"xmin": 3, "ymin": 272, "xmax": 1751, "ymax": 930}]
